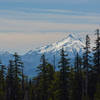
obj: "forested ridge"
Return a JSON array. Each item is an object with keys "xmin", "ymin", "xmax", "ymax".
[{"xmin": 0, "ymin": 29, "xmax": 100, "ymax": 100}]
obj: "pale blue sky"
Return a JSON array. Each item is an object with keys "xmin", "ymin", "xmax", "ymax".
[
  {"xmin": 0, "ymin": 0, "xmax": 100, "ymax": 12},
  {"xmin": 0, "ymin": 0, "xmax": 99, "ymax": 54}
]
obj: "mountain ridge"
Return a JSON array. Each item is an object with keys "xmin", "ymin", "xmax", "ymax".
[{"xmin": 0, "ymin": 32, "xmax": 95, "ymax": 76}]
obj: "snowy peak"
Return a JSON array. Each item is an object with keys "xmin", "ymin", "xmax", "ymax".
[
  {"xmin": 67, "ymin": 33, "xmax": 76, "ymax": 39},
  {"xmin": 30, "ymin": 33, "xmax": 85, "ymax": 54}
]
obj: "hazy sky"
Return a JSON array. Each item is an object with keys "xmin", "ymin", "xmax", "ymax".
[{"xmin": 0, "ymin": 0, "xmax": 100, "ymax": 54}]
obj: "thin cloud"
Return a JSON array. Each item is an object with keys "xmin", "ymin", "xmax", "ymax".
[
  {"xmin": 0, "ymin": 9, "xmax": 100, "ymax": 33},
  {"xmin": 0, "ymin": 18, "xmax": 99, "ymax": 33}
]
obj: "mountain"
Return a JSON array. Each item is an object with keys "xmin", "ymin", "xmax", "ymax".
[{"xmin": 0, "ymin": 32, "xmax": 95, "ymax": 77}]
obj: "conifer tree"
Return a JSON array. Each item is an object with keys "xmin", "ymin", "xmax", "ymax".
[
  {"xmin": 13, "ymin": 52, "xmax": 23, "ymax": 100},
  {"xmin": 58, "ymin": 47, "xmax": 70, "ymax": 100},
  {"xmin": 6, "ymin": 60, "xmax": 15, "ymax": 100},
  {"xmin": 93, "ymin": 29, "xmax": 100, "ymax": 100},
  {"xmin": 72, "ymin": 53, "xmax": 82, "ymax": 100},
  {"xmin": 0, "ymin": 62, "xmax": 6, "ymax": 100},
  {"xmin": 20, "ymin": 62, "xmax": 25, "ymax": 100},
  {"xmin": 83, "ymin": 35, "xmax": 91, "ymax": 100},
  {"xmin": 46, "ymin": 63, "xmax": 55, "ymax": 100},
  {"xmin": 70, "ymin": 53, "xmax": 82, "ymax": 100},
  {"xmin": 37, "ymin": 54, "xmax": 49, "ymax": 100},
  {"xmin": 93, "ymin": 29, "xmax": 100, "ymax": 80}
]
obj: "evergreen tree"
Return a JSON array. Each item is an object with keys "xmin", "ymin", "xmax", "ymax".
[
  {"xmin": 37, "ymin": 54, "xmax": 49, "ymax": 100},
  {"xmin": 46, "ymin": 63, "xmax": 55, "ymax": 100},
  {"xmin": 93, "ymin": 29, "xmax": 100, "ymax": 100},
  {"xmin": 93, "ymin": 29, "xmax": 100, "ymax": 80},
  {"xmin": 28, "ymin": 79, "xmax": 34, "ymax": 100},
  {"xmin": 72, "ymin": 53, "xmax": 82, "ymax": 100},
  {"xmin": 0, "ymin": 62, "xmax": 6, "ymax": 100},
  {"xmin": 13, "ymin": 52, "xmax": 23, "ymax": 100},
  {"xmin": 20, "ymin": 62, "xmax": 25, "ymax": 100},
  {"xmin": 83, "ymin": 35, "xmax": 91, "ymax": 100},
  {"xmin": 6, "ymin": 60, "xmax": 15, "ymax": 100},
  {"xmin": 58, "ymin": 47, "xmax": 70, "ymax": 100}
]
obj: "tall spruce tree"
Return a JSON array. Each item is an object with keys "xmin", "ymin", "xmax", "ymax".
[
  {"xmin": 93, "ymin": 29, "xmax": 100, "ymax": 100},
  {"xmin": 37, "ymin": 54, "xmax": 49, "ymax": 100},
  {"xmin": 58, "ymin": 47, "xmax": 70, "ymax": 100},
  {"xmin": 46, "ymin": 63, "xmax": 55, "ymax": 100},
  {"xmin": 93, "ymin": 29, "xmax": 100, "ymax": 79},
  {"xmin": 13, "ymin": 52, "xmax": 23, "ymax": 100},
  {"xmin": 20, "ymin": 62, "xmax": 25, "ymax": 100},
  {"xmin": 72, "ymin": 53, "xmax": 82, "ymax": 100},
  {"xmin": 0, "ymin": 62, "xmax": 6, "ymax": 100},
  {"xmin": 83, "ymin": 35, "xmax": 91, "ymax": 100},
  {"xmin": 6, "ymin": 60, "xmax": 15, "ymax": 100}
]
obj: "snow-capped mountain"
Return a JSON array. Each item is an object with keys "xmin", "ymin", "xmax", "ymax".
[{"xmin": 0, "ymin": 32, "xmax": 95, "ymax": 77}]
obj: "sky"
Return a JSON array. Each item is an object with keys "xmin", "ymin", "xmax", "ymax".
[{"xmin": 0, "ymin": 0, "xmax": 100, "ymax": 54}]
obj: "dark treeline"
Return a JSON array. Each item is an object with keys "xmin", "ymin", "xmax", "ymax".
[{"xmin": 0, "ymin": 29, "xmax": 100, "ymax": 100}]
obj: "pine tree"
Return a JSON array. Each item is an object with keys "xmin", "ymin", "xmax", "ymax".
[
  {"xmin": 93, "ymin": 29, "xmax": 100, "ymax": 80},
  {"xmin": 13, "ymin": 52, "xmax": 23, "ymax": 100},
  {"xmin": 72, "ymin": 53, "xmax": 82, "ymax": 100},
  {"xmin": 20, "ymin": 62, "xmax": 25, "ymax": 100},
  {"xmin": 37, "ymin": 54, "xmax": 49, "ymax": 100},
  {"xmin": 83, "ymin": 35, "xmax": 91, "ymax": 100},
  {"xmin": 6, "ymin": 60, "xmax": 15, "ymax": 100},
  {"xmin": 46, "ymin": 63, "xmax": 55, "ymax": 100},
  {"xmin": 58, "ymin": 47, "xmax": 70, "ymax": 100},
  {"xmin": 0, "ymin": 62, "xmax": 6, "ymax": 100},
  {"xmin": 93, "ymin": 29, "xmax": 100, "ymax": 100}
]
